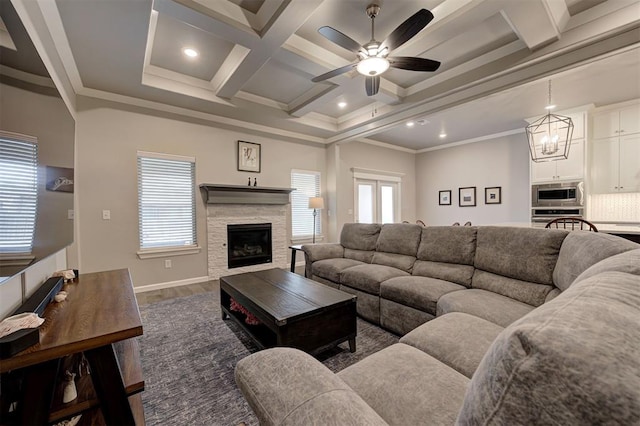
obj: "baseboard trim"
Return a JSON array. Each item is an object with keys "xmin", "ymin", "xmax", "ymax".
[{"xmin": 134, "ymin": 276, "xmax": 211, "ymax": 293}]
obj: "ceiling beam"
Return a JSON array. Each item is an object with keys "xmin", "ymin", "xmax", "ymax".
[
  {"xmin": 501, "ymin": 0, "xmax": 569, "ymax": 51},
  {"xmin": 214, "ymin": 0, "xmax": 323, "ymax": 99}
]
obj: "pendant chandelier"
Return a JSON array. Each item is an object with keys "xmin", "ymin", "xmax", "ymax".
[{"xmin": 525, "ymin": 80, "xmax": 574, "ymax": 162}]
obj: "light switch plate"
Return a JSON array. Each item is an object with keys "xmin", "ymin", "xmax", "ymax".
[{"xmin": 102, "ymin": 210, "xmax": 111, "ymax": 220}]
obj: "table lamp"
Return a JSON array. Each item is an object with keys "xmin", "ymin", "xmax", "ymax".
[{"xmin": 308, "ymin": 197, "xmax": 324, "ymax": 243}]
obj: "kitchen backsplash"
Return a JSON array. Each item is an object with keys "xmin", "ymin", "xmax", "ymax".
[{"xmin": 588, "ymin": 193, "xmax": 640, "ymax": 222}]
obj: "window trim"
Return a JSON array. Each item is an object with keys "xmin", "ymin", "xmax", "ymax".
[{"xmin": 136, "ymin": 151, "xmax": 200, "ymax": 259}]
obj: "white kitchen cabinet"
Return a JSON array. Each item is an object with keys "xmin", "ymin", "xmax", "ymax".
[
  {"xmin": 591, "ymin": 133, "xmax": 640, "ymax": 193},
  {"xmin": 591, "ymin": 102, "xmax": 640, "ymax": 193},
  {"xmin": 531, "ymin": 139, "xmax": 584, "ymax": 183},
  {"xmin": 592, "ymin": 103, "xmax": 640, "ymax": 139}
]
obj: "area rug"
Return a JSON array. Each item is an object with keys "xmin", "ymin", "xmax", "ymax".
[{"xmin": 138, "ymin": 284, "xmax": 399, "ymax": 425}]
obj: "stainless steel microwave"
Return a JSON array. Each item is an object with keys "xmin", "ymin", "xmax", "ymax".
[{"xmin": 532, "ymin": 181, "xmax": 584, "ymax": 207}]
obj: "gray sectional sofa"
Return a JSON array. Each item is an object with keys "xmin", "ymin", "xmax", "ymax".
[{"xmin": 235, "ymin": 224, "xmax": 640, "ymax": 425}]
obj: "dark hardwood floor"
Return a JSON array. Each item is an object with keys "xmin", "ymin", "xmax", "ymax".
[{"xmin": 135, "ymin": 265, "xmax": 305, "ymax": 305}]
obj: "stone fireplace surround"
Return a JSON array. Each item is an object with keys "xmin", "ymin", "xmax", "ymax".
[{"xmin": 200, "ymin": 184, "xmax": 293, "ymax": 279}]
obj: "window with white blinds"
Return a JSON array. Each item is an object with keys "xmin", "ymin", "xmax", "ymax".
[
  {"xmin": 0, "ymin": 133, "xmax": 38, "ymax": 255},
  {"xmin": 291, "ymin": 170, "xmax": 321, "ymax": 238},
  {"xmin": 137, "ymin": 152, "xmax": 196, "ymax": 250}
]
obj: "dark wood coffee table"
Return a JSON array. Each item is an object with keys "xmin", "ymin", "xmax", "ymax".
[{"xmin": 220, "ymin": 268, "xmax": 357, "ymax": 354}]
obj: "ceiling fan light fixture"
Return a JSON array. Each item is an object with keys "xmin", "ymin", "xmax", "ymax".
[{"xmin": 356, "ymin": 56, "xmax": 389, "ymax": 76}]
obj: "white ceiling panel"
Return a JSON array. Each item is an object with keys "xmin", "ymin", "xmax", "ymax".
[
  {"xmin": 242, "ymin": 58, "xmax": 318, "ymax": 104},
  {"xmin": 150, "ymin": 13, "xmax": 235, "ymax": 81}
]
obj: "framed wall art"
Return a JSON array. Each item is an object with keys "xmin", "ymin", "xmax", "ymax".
[
  {"xmin": 439, "ymin": 190, "xmax": 452, "ymax": 205},
  {"xmin": 46, "ymin": 166, "xmax": 74, "ymax": 193},
  {"xmin": 237, "ymin": 141, "xmax": 261, "ymax": 173},
  {"xmin": 485, "ymin": 186, "xmax": 502, "ymax": 204},
  {"xmin": 458, "ymin": 186, "xmax": 476, "ymax": 207}
]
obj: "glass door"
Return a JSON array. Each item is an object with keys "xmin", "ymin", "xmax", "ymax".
[
  {"xmin": 356, "ymin": 180, "xmax": 376, "ymax": 223},
  {"xmin": 355, "ymin": 179, "xmax": 399, "ymax": 223}
]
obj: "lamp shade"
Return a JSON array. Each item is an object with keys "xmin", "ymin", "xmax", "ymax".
[{"xmin": 308, "ymin": 197, "xmax": 324, "ymax": 209}]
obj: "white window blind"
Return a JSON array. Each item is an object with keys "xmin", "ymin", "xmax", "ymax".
[
  {"xmin": 291, "ymin": 170, "xmax": 321, "ymax": 238},
  {"xmin": 0, "ymin": 133, "xmax": 38, "ymax": 254},
  {"xmin": 137, "ymin": 152, "xmax": 196, "ymax": 250}
]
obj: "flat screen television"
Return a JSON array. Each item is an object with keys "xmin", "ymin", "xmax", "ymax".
[{"xmin": 0, "ymin": 1, "xmax": 75, "ymax": 284}]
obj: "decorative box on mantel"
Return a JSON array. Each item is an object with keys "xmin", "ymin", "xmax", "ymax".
[{"xmin": 199, "ymin": 184, "xmax": 294, "ymax": 205}]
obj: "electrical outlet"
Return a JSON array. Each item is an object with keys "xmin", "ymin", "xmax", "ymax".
[
  {"xmin": 102, "ymin": 210, "xmax": 111, "ymax": 220},
  {"xmin": 68, "ymin": 210, "xmax": 74, "ymax": 220},
  {"xmin": 164, "ymin": 259, "xmax": 172, "ymax": 269}
]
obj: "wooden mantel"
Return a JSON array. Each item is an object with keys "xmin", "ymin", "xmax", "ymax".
[{"xmin": 199, "ymin": 184, "xmax": 294, "ymax": 205}]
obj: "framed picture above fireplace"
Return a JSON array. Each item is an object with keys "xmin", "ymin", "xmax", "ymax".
[{"xmin": 238, "ymin": 141, "xmax": 261, "ymax": 173}]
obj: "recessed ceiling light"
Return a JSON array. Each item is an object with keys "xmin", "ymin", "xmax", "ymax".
[
  {"xmin": 545, "ymin": 104, "xmax": 556, "ymax": 110},
  {"xmin": 439, "ymin": 132, "xmax": 447, "ymax": 138},
  {"xmin": 406, "ymin": 121, "xmax": 415, "ymax": 127},
  {"xmin": 182, "ymin": 48, "xmax": 198, "ymax": 58},
  {"xmin": 338, "ymin": 101, "xmax": 347, "ymax": 108}
]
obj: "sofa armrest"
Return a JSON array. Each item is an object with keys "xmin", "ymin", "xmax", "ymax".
[
  {"xmin": 302, "ymin": 243, "xmax": 345, "ymax": 278},
  {"xmin": 235, "ymin": 348, "xmax": 387, "ymax": 426},
  {"xmin": 302, "ymin": 243, "xmax": 345, "ymax": 262}
]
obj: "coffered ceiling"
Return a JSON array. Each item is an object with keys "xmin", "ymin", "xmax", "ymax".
[{"xmin": 5, "ymin": 0, "xmax": 640, "ymax": 151}]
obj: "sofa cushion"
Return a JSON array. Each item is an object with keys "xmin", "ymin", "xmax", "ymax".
[
  {"xmin": 380, "ymin": 300, "xmax": 433, "ymax": 336},
  {"xmin": 341, "ymin": 223, "xmax": 381, "ymax": 251},
  {"xmin": 340, "ymin": 264, "xmax": 409, "ymax": 295},
  {"xmin": 338, "ymin": 343, "xmax": 469, "ymax": 425},
  {"xmin": 235, "ymin": 347, "xmax": 387, "ymax": 426},
  {"xmin": 412, "ymin": 260, "xmax": 474, "ymax": 287},
  {"xmin": 436, "ymin": 289, "xmax": 534, "ymax": 327},
  {"xmin": 474, "ymin": 226, "xmax": 568, "ymax": 285},
  {"xmin": 554, "ymin": 232, "xmax": 639, "ymax": 291},
  {"xmin": 372, "ymin": 252, "xmax": 416, "ymax": 273},
  {"xmin": 400, "ymin": 313, "xmax": 504, "ymax": 378},
  {"xmin": 471, "ymin": 269, "xmax": 554, "ymax": 307},
  {"xmin": 344, "ymin": 248, "xmax": 375, "ymax": 263},
  {"xmin": 312, "ymin": 258, "xmax": 364, "ymax": 283},
  {"xmin": 380, "ymin": 276, "xmax": 466, "ymax": 315},
  {"xmin": 457, "ymin": 271, "xmax": 640, "ymax": 425},
  {"xmin": 376, "ymin": 223, "xmax": 422, "ymax": 256},
  {"xmin": 573, "ymin": 248, "xmax": 640, "ymax": 284},
  {"xmin": 418, "ymin": 226, "xmax": 477, "ymax": 265}
]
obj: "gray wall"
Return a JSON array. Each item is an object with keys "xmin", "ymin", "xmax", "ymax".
[
  {"xmin": 335, "ymin": 141, "xmax": 417, "ymax": 233},
  {"xmin": 415, "ymin": 133, "xmax": 531, "ymax": 226},
  {"xmin": 72, "ymin": 97, "xmax": 327, "ymax": 288}
]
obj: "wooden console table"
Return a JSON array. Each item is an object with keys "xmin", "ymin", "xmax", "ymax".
[{"xmin": 0, "ymin": 269, "xmax": 145, "ymax": 425}]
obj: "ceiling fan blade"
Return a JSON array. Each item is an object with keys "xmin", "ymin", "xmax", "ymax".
[
  {"xmin": 311, "ymin": 63, "xmax": 357, "ymax": 82},
  {"xmin": 365, "ymin": 75, "xmax": 380, "ymax": 96},
  {"xmin": 380, "ymin": 9, "xmax": 434, "ymax": 52},
  {"xmin": 388, "ymin": 57, "xmax": 441, "ymax": 72},
  {"xmin": 318, "ymin": 26, "xmax": 362, "ymax": 53}
]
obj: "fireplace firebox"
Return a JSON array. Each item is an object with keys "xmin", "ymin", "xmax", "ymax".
[{"xmin": 227, "ymin": 223, "xmax": 272, "ymax": 269}]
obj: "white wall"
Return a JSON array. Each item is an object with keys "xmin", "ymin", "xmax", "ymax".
[
  {"xmin": 335, "ymin": 141, "xmax": 417, "ymax": 236},
  {"xmin": 73, "ymin": 97, "xmax": 327, "ymax": 288},
  {"xmin": 415, "ymin": 133, "xmax": 531, "ymax": 225}
]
